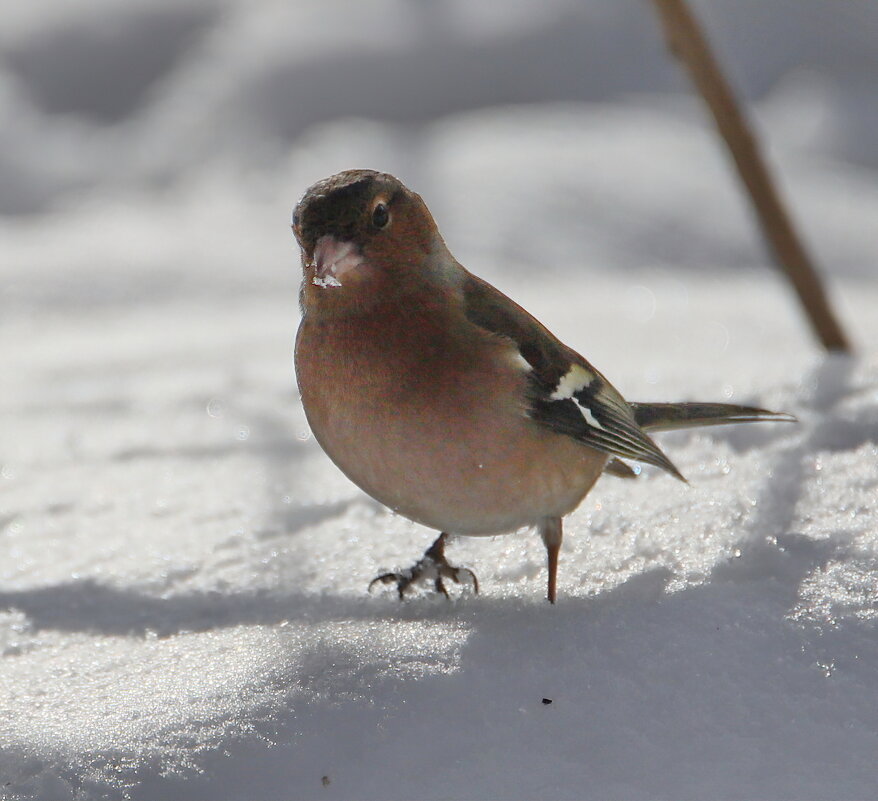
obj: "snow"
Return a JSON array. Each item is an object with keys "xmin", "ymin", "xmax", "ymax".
[{"xmin": 2, "ymin": 1, "xmax": 878, "ymax": 798}]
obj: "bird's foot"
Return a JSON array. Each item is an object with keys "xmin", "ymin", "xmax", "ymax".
[{"xmin": 368, "ymin": 532, "xmax": 479, "ymax": 599}]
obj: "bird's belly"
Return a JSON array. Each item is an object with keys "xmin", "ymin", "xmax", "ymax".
[
  {"xmin": 295, "ymin": 322, "xmax": 605, "ymax": 534},
  {"xmin": 307, "ymin": 403, "xmax": 603, "ymax": 534}
]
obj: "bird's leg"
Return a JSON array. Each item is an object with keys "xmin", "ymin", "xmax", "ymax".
[
  {"xmin": 369, "ymin": 532, "xmax": 479, "ymax": 599},
  {"xmin": 539, "ymin": 517, "xmax": 563, "ymax": 604}
]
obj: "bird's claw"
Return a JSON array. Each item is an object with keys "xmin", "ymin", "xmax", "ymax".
[
  {"xmin": 368, "ymin": 534, "xmax": 479, "ymax": 599},
  {"xmin": 368, "ymin": 563, "xmax": 479, "ymax": 599}
]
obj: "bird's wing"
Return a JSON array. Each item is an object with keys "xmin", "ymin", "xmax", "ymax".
[{"xmin": 462, "ymin": 273, "xmax": 685, "ymax": 480}]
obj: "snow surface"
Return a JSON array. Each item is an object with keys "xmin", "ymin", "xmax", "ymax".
[{"xmin": 2, "ymin": 1, "xmax": 878, "ymax": 799}]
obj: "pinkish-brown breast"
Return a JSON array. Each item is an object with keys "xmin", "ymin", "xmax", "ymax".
[{"xmin": 295, "ymin": 300, "xmax": 605, "ymax": 535}]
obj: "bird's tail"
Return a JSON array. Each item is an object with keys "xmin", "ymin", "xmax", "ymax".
[{"xmin": 629, "ymin": 402, "xmax": 796, "ymax": 433}]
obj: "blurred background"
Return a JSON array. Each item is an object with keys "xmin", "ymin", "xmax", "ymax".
[{"xmin": 2, "ymin": 0, "xmax": 877, "ymax": 318}]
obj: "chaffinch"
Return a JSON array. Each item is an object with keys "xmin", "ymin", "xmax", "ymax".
[{"xmin": 292, "ymin": 169, "xmax": 794, "ymax": 603}]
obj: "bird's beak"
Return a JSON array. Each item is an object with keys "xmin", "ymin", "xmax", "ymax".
[{"xmin": 311, "ymin": 235, "xmax": 364, "ymax": 288}]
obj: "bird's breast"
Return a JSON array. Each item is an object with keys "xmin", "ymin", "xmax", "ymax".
[{"xmin": 294, "ymin": 306, "xmax": 604, "ymax": 534}]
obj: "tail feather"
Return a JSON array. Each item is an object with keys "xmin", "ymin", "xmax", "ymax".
[{"xmin": 630, "ymin": 402, "xmax": 796, "ymax": 433}]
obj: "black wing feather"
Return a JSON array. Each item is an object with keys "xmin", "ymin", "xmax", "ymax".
[{"xmin": 528, "ymin": 374, "xmax": 685, "ymax": 480}]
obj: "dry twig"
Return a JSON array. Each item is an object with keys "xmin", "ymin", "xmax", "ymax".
[{"xmin": 650, "ymin": 0, "xmax": 851, "ymax": 352}]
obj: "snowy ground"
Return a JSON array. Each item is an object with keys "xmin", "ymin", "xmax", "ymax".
[{"xmin": 2, "ymin": 2, "xmax": 878, "ymax": 799}]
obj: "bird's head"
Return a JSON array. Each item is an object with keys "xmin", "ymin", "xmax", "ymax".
[{"xmin": 292, "ymin": 170, "xmax": 453, "ymax": 315}]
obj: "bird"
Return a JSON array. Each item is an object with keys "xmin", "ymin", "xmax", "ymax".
[{"xmin": 292, "ymin": 169, "xmax": 794, "ymax": 603}]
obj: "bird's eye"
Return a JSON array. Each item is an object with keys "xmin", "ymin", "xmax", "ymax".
[{"xmin": 372, "ymin": 203, "xmax": 389, "ymax": 229}]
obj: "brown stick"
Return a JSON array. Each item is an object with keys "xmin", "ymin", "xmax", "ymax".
[{"xmin": 649, "ymin": 0, "xmax": 851, "ymax": 352}]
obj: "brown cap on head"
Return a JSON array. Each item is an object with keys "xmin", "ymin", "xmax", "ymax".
[{"xmin": 292, "ymin": 170, "xmax": 406, "ymax": 259}]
